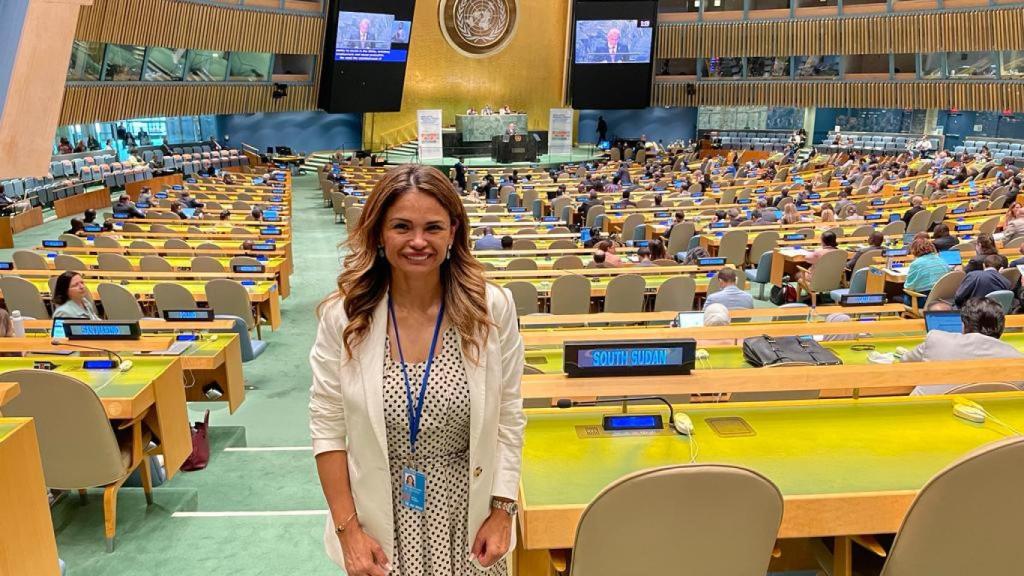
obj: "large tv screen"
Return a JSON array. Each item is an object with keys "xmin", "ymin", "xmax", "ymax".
[
  {"xmin": 574, "ymin": 19, "xmax": 653, "ymax": 65},
  {"xmin": 570, "ymin": 1, "xmax": 657, "ymax": 110},
  {"xmin": 319, "ymin": 0, "xmax": 416, "ymax": 113}
]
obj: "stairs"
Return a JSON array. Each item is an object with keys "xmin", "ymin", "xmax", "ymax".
[
  {"xmin": 385, "ymin": 140, "xmax": 419, "ymax": 162},
  {"xmin": 304, "ymin": 152, "xmax": 334, "ymax": 170}
]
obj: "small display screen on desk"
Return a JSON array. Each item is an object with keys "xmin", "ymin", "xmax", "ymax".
[
  {"xmin": 163, "ymin": 309, "xmax": 215, "ymax": 321},
  {"xmin": 784, "ymin": 234, "xmax": 805, "ymax": 241},
  {"xmin": 840, "ymin": 293, "xmax": 886, "ymax": 306},
  {"xmin": 865, "ymin": 214, "xmax": 883, "ymax": 221},
  {"xmin": 884, "ymin": 248, "xmax": 908, "ymax": 257},
  {"xmin": 564, "ymin": 339, "xmax": 696, "ymax": 377},
  {"xmin": 42, "ymin": 240, "xmax": 67, "ymax": 248},
  {"xmin": 64, "ymin": 321, "xmax": 141, "ymax": 340},
  {"xmin": 233, "ymin": 264, "xmax": 266, "ymax": 273},
  {"xmin": 260, "ymin": 227, "xmax": 282, "ymax": 236},
  {"xmin": 250, "ymin": 244, "xmax": 276, "ymax": 251},
  {"xmin": 603, "ymin": 414, "xmax": 663, "ymax": 431},
  {"xmin": 697, "ymin": 257, "xmax": 725, "ymax": 267},
  {"xmin": 955, "ymin": 224, "xmax": 974, "ymax": 232},
  {"xmin": 0, "ymin": 262, "xmax": 12, "ymax": 270}
]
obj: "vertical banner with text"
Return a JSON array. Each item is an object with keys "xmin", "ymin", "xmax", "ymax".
[
  {"xmin": 417, "ymin": 109, "xmax": 444, "ymax": 162},
  {"xmin": 548, "ymin": 108, "xmax": 574, "ymax": 156}
]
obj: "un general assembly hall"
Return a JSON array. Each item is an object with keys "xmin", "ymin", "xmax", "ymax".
[{"xmin": 5, "ymin": 0, "xmax": 1024, "ymax": 574}]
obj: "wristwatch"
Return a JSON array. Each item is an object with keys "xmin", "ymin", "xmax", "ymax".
[{"xmin": 491, "ymin": 498, "xmax": 518, "ymax": 517}]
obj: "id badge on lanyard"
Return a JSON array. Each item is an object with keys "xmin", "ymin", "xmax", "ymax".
[{"xmin": 389, "ymin": 295, "xmax": 445, "ymax": 513}]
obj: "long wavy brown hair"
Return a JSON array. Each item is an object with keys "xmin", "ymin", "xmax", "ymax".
[{"xmin": 319, "ymin": 164, "xmax": 490, "ymax": 362}]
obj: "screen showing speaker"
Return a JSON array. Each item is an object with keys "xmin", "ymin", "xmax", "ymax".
[
  {"xmin": 319, "ymin": 0, "xmax": 415, "ymax": 112},
  {"xmin": 570, "ymin": 0, "xmax": 657, "ymax": 109}
]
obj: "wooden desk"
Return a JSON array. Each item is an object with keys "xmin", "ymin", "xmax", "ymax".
[
  {"xmin": 0, "ymin": 417, "xmax": 60, "ymax": 575},
  {"xmin": 516, "ymin": 393, "xmax": 1024, "ymax": 576},
  {"xmin": 0, "ymin": 381, "xmax": 19, "ymax": 406},
  {"xmin": 516, "ymin": 304, "xmax": 905, "ymax": 328},
  {"xmin": 54, "ymin": 188, "xmax": 112, "ymax": 218}
]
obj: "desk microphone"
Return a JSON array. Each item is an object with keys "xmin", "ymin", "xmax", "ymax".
[
  {"xmin": 50, "ymin": 338, "xmax": 130, "ymax": 370},
  {"xmin": 557, "ymin": 396, "xmax": 679, "ymax": 428}
]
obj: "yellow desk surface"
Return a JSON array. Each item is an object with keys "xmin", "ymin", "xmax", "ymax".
[
  {"xmin": 518, "ymin": 393, "xmax": 1024, "ymax": 552},
  {"xmin": 0, "ymin": 418, "xmax": 60, "ymax": 575}
]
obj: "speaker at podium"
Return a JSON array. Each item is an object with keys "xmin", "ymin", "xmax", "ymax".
[{"xmin": 492, "ymin": 133, "xmax": 540, "ymax": 163}]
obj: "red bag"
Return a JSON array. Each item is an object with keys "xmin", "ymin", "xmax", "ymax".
[{"xmin": 181, "ymin": 410, "xmax": 211, "ymax": 472}]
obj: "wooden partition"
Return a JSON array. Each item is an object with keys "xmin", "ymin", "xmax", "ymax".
[
  {"xmin": 0, "ymin": 208, "xmax": 44, "ymax": 248},
  {"xmin": 126, "ymin": 174, "xmax": 183, "ymax": 201},
  {"xmin": 53, "ymin": 188, "xmax": 112, "ymax": 218}
]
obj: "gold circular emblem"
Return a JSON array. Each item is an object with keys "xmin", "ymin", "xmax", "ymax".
[{"xmin": 439, "ymin": 0, "xmax": 519, "ymax": 58}]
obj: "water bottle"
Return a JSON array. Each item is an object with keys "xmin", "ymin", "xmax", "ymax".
[{"xmin": 10, "ymin": 310, "xmax": 24, "ymax": 337}]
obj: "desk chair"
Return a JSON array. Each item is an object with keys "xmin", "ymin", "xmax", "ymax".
[
  {"xmin": 59, "ymin": 234, "xmax": 86, "ymax": 247},
  {"xmin": 849, "ymin": 248, "xmax": 882, "ymax": 278},
  {"xmin": 54, "ymin": 254, "xmax": 87, "ymax": 271},
  {"xmin": 880, "ymin": 437, "xmax": 1024, "ymax": 576},
  {"xmin": 550, "ymin": 275, "xmax": 591, "ymax": 315},
  {"xmin": 512, "ymin": 239, "xmax": 537, "ymax": 250},
  {"xmin": 979, "ymin": 215, "xmax": 1000, "ymax": 236},
  {"xmin": 13, "ymin": 250, "xmax": 49, "ymax": 270},
  {"xmin": 140, "ymin": 256, "xmax": 174, "ymax": 272},
  {"xmin": 905, "ymin": 209, "xmax": 932, "ymax": 234},
  {"xmin": 97, "ymin": 253, "xmax": 134, "ymax": 272},
  {"xmin": 192, "ymin": 256, "xmax": 225, "ymax": 273},
  {"xmin": 568, "ymin": 464, "xmax": 782, "ymax": 576},
  {"xmin": 331, "ymin": 192, "xmax": 346, "ymax": 222},
  {"xmin": 230, "ymin": 256, "xmax": 261, "ymax": 268},
  {"xmin": 986, "ymin": 289, "xmax": 1014, "ymax": 313},
  {"xmin": 831, "ymin": 266, "xmax": 870, "ymax": 302},
  {"xmin": 747, "ymin": 231, "xmax": 779, "ymax": 268},
  {"xmin": 93, "ymin": 236, "xmax": 123, "ymax": 250},
  {"xmin": 230, "ymin": 227, "xmax": 250, "ymax": 235},
  {"xmin": 150, "ymin": 224, "xmax": 174, "ymax": 234},
  {"xmin": 904, "ymin": 271, "xmax": 964, "ymax": 317},
  {"xmin": 128, "ymin": 240, "xmax": 154, "ymax": 251},
  {"xmin": 745, "ymin": 251, "xmax": 774, "ymax": 300},
  {"xmin": 205, "ymin": 279, "xmax": 261, "ymax": 338},
  {"xmin": 2, "ymin": 369, "xmax": 153, "ymax": 552},
  {"xmin": 879, "ymin": 220, "xmax": 906, "ymax": 237},
  {"xmin": 850, "ymin": 224, "xmax": 874, "ymax": 238},
  {"xmin": 653, "ymin": 275, "xmax": 696, "ymax": 312},
  {"xmin": 666, "ymin": 222, "xmax": 696, "ymax": 256},
  {"xmin": 585, "ymin": 205, "xmax": 605, "ymax": 229},
  {"xmin": 196, "ymin": 242, "xmax": 220, "ymax": 251},
  {"xmin": 97, "ymin": 283, "xmax": 144, "ymax": 321},
  {"xmin": 154, "ymin": 283, "xmax": 198, "ymax": 315},
  {"xmin": 163, "ymin": 239, "xmax": 190, "ymax": 250},
  {"xmin": 215, "ymin": 314, "xmax": 267, "ymax": 361},
  {"xmin": 548, "ymin": 239, "xmax": 577, "ymax": 250},
  {"xmin": 718, "ymin": 230, "xmax": 748, "ymax": 268},
  {"xmin": 797, "ymin": 250, "xmax": 847, "ymax": 307},
  {"xmin": 0, "ymin": 276, "xmax": 49, "ymax": 319},
  {"xmin": 514, "ymin": 227, "xmax": 538, "ymax": 235},
  {"xmin": 620, "ymin": 214, "xmax": 645, "ymax": 241},
  {"xmin": 603, "ymin": 274, "xmax": 645, "ymax": 313},
  {"xmin": 553, "ymin": 255, "xmax": 584, "ymax": 270},
  {"xmin": 505, "ymin": 281, "xmax": 539, "ymax": 315}
]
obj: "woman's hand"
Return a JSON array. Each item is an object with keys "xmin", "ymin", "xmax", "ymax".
[
  {"xmin": 339, "ymin": 523, "xmax": 391, "ymax": 576},
  {"xmin": 470, "ymin": 508, "xmax": 512, "ymax": 568}
]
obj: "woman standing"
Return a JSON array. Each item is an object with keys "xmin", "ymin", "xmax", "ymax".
[{"xmin": 310, "ymin": 165, "xmax": 525, "ymax": 576}]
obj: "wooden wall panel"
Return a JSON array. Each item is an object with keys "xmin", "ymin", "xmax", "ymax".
[
  {"xmin": 651, "ymin": 81, "xmax": 1024, "ymax": 111},
  {"xmin": 75, "ymin": 0, "xmax": 324, "ymax": 54},
  {"xmin": 657, "ymin": 7, "xmax": 1024, "ymax": 58},
  {"xmin": 59, "ymin": 84, "xmax": 317, "ymax": 125}
]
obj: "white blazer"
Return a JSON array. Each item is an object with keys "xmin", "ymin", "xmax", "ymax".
[{"xmin": 309, "ymin": 282, "xmax": 526, "ymax": 569}]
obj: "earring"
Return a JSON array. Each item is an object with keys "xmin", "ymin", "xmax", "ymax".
[
  {"xmin": 377, "ymin": 246, "xmax": 384, "ymax": 259},
  {"xmin": 446, "ymin": 245, "xmax": 452, "ymax": 260}
]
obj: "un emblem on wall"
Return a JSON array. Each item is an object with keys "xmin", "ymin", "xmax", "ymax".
[{"xmin": 439, "ymin": 0, "xmax": 519, "ymax": 57}]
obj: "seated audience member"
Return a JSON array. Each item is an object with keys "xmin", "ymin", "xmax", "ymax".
[
  {"xmin": 178, "ymin": 192, "xmax": 204, "ymax": 209},
  {"xmin": 222, "ymin": 173, "xmax": 237, "ymax": 185},
  {"xmin": 83, "ymin": 209, "xmax": 97, "ymax": 224},
  {"xmin": 500, "ymin": 235, "xmax": 514, "ymax": 250},
  {"xmin": 635, "ymin": 247, "xmax": 655, "ymax": 266},
  {"xmin": 64, "ymin": 218, "xmax": 86, "ymax": 236},
  {"xmin": 931, "ymin": 223, "xmax": 959, "ymax": 252},
  {"xmin": 250, "ymin": 208, "xmax": 264, "ymax": 221},
  {"xmin": 170, "ymin": 202, "xmax": 189, "ymax": 219},
  {"xmin": 219, "ymin": 210, "xmax": 232, "ymax": 221},
  {"xmin": 588, "ymin": 251, "xmax": 612, "ymax": 269},
  {"xmin": 1011, "ymin": 243, "xmax": 1024, "ymax": 267},
  {"xmin": 903, "ymin": 297, "xmax": 1022, "ymax": 395},
  {"xmin": 617, "ymin": 190, "xmax": 636, "ymax": 208},
  {"xmin": 648, "ymin": 238, "xmax": 667, "ymax": 261},
  {"xmin": 52, "ymin": 271, "xmax": 101, "ymax": 320},
  {"xmin": 904, "ymin": 233, "xmax": 949, "ymax": 305},
  {"xmin": 703, "ymin": 303, "xmax": 731, "ymax": 327},
  {"xmin": 663, "ymin": 212, "xmax": 686, "ymax": 240},
  {"xmin": 954, "ymin": 255, "xmax": 1011, "ymax": 308},
  {"xmin": 847, "ymin": 231, "xmax": 884, "ymax": 276},
  {"xmin": 799, "ymin": 231, "xmax": 840, "ymax": 282},
  {"xmin": 474, "ymin": 227, "xmax": 503, "ymax": 250},
  {"xmin": 902, "ymin": 195, "xmax": 925, "ymax": 225},
  {"xmin": 240, "ymin": 240, "xmax": 255, "ymax": 252},
  {"xmin": 100, "ymin": 221, "xmax": 120, "ymax": 240},
  {"xmin": 964, "ymin": 233, "xmax": 1008, "ymax": 273},
  {"xmin": 137, "ymin": 187, "xmax": 153, "ymax": 206},
  {"xmin": 0, "ymin": 307, "xmax": 12, "ymax": 337},
  {"xmin": 704, "ymin": 268, "xmax": 754, "ymax": 310},
  {"xmin": 839, "ymin": 204, "xmax": 862, "ymax": 221},
  {"xmin": 1002, "ymin": 202, "xmax": 1024, "ymax": 244},
  {"xmin": 594, "ymin": 240, "xmax": 623, "ymax": 267},
  {"xmin": 780, "ymin": 203, "xmax": 801, "ymax": 225},
  {"xmin": 726, "ymin": 208, "xmax": 744, "ymax": 227},
  {"xmin": 819, "ymin": 208, "xmax": 836, "ymax": 223},
  {"xmin": 577, "ymin": 191, "xmax": 603, "ymax": 221},
  {"xmin": 113, "ymin": 194, "xmax": 145, "ymax": 219},
  {"xmin": 757, "ymin": 199, "xmax": 779, "ymax": 223}
]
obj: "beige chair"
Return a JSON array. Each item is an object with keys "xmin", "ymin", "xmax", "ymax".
[
  {"xmin": 515, "ymin": 227, "xmax": 538, "ymax": 235},
  {"xmin": 206, "ymin": 279, "xmax": 261, "ymax": 337},
  {"xmin": 654, "ymin": 276, "xmax": 696, "ymax": 312},
  {"xmin": 229, "ymin": 256, "xmax": 261, "ymax": 268},
  {"xmin": 512, "ymin": 239, "xmax": 537, "ymax": 250},
  {"xmin": 149, "ymin": 224, "xmax": 174, "ymax": 234},
  {"xmin": 163, "ymin": 239, "xmax": 190, "ymax": 250},
  {"xmin": 140, "ymin": 256, "xmax": 174, "ymax": 273},
  {"xmin": 97, "ymin": 283, "xmax": 144, "ymax": 321},
  {"xmin": 717, "ymin": 230, "xmax": 748, "ymax": 267},
  {"xmin": 548, "ymin": 239, "xmax": 577, "ymax": 250},
  {"xmin": 13, "ymin": 250, "xmax": 49, "ymax": 270},
  {"xmin": 569, "ymin": 464, "xmax": 782, "ymax": 576},
  {"xmin": 127, "ymin": 240, "xmax": 154, "ymax": 251},
  {"xmin": 978, "ymin": 215, "xmax": 1000, "ymax": 236},
  {"xmin": 1001, "ymin": 267, "xmax": 1021, "ymax": 287},
  {"xmin": 122, "ymin": 223, "xmax": 145, "ymax": 233},
  {"xmin": 504, "ymin": 281, "xmax": 539, "ymax": 315},
  {"xmin": 331, "ymin": 191, "xmax": 347, "ymax": 223},
  {"xmin": 2, "ymin": 369, "xmax": 153, "ymax": 552},
  {"xmin": 620, "ymin": 214, "xmax": 646, "ymax": 241},
  {"xmin": 879, "ymin": 220, "xmax": 906, "ymax": 237},
  {"xmin": 797, "ymin": 250, "xmax": 847, "ymax": 307},
  {"xmin": 230, "ymin": 227, "xmax": 250, "ymax": 235},
  {"xmin": 904, "ymin": 271, "xmax": 965, "ymax": 317},
  {"xmin": 505, "ymin": 258, "xmax": 538, "ymax": 271},
  {"xmin": 550, "ymin": 275, "xmax": 591, "ymax": 314},
  {"xmin": 97, "ymin": 253, "xmax": 134, "ymax": 272},
  {"xmin": 905, "ymin": 209, "xmax": 932, "ymax": 234},
  {"xmin": 232, "ymin": 201, "xmax": 251, "ymax": 211},
  {"xmin": 54, "ymin": 254, "xmax": 88, "ymax": 271},
  {"xmin": 879, "ymin": 437, "xmax": 1024, "ymax": 576},
  {"xmin": 667, "ymin": 222, "xmax": 697, "ymax": 256},
  {"xmin": 553, "ymin": 255, "xmax": 585, "ymax": 270},
  {"xmin": 192, "ymin": 256, "xmax": 226, "ymax": 273},
  {"xmin": 747, "ymin": 231, "xmax": 779, "ymax": 267},
  {"xmin": 153, "ymin": 283, "xmax": 198, "ymax": 315},
  {"xmin": 0, "ymin": 276, "xmax": 49, "ymax": 319},
  {"xmin": 187, "ymin": 226, "xmax": 203, "ymax": 234},
  {"xmin": 849, "ymin": 224, "xmax": 875, "ymax": 239},
  {"xmin": 603, "ymin": 274, "xmax": 646, "ymax": 313},
  {"xmin": 345, "ymin": 207, "xmax": 363, "ymax": 234},
  {"xmin": 196, "ymin": 242, "xmax": 220, "ymax": 251},
  {"xmin": 93, "ymin": 236, "xmax": 124, "ymax": 250},
  {"xmin": 850, "ymin": 248, "xmax": 883, "ymax": 276},
  {"xmin": 585, "ymin": 205, "xmax": 606, "ymax": 229},
  {"xmin": 59, "ymin": 234, "xmax": 86, "ymax": 247}
]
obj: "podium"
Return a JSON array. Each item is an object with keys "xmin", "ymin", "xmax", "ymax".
[{"xmin": 492, "ymin": 134, "xmax": 539, "ymax": 163}]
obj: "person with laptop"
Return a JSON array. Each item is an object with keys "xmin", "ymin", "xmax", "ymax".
[
  {"xmin": 904, "ymin": 233, "xmax": 949, "ymax": 306},
  {"xmin": 954, "ymin": 255, "xmax": 1011, "ymax": 308},
  {"xmin": 903, "ymin": 297, "xmax": 1022, "ymax": 395},
  {"xmin": 930, "ymin": 223, "xmax": 959, "ymax": 252},
  {"xmin": 964, "ymin": 233, "xmax": 1008, "ymax": 273}
]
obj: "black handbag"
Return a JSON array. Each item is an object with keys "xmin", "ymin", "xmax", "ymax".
[{"xmin": 742, "ymin": 335, "xmax": 843, "ymax": 368}]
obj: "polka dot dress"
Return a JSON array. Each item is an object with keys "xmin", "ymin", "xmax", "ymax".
[{"xmin": 383, "ymin": 327, "xmax": 508, "ymax": 576}]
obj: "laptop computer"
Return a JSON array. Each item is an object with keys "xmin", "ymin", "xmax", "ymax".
[
  {"xmin": 674, "ymin": 312, "xmax": 704, "ymax": 328},
  {"xmin": 924, "ymin": 310, "xmax": 963, "ymax": 334},
  {"xmin": 939, "ymin": 251, "xmax": 962, "ymax": 267}
]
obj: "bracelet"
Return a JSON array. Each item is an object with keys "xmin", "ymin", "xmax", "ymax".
[{"xmin": 335, "ymin": 512, "xmax": 358, "ymax": 535}]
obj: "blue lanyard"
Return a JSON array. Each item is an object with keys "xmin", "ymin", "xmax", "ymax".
[{"xmin": 387, "ymin": 294, "xmax": 445, "ymax": 454}]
